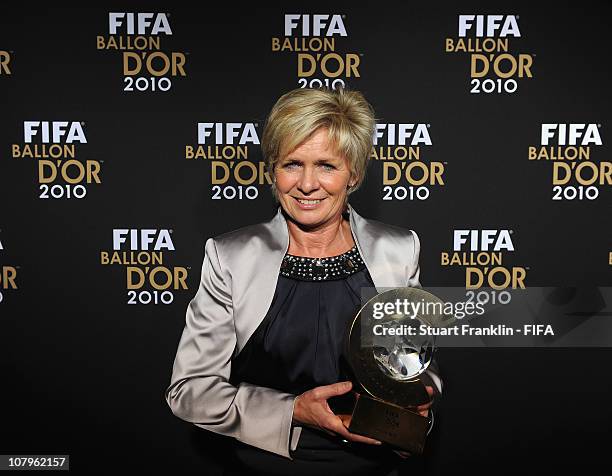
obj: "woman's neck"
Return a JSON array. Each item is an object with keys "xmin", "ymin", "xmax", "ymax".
[{"xmin": 285, "ymin": 210, "xmax": 355, "ymax": 258}]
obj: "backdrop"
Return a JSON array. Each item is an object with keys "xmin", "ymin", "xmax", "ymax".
[{"xmin": 1, "ymin": 3, "xmax": 611, "ymax": 474}]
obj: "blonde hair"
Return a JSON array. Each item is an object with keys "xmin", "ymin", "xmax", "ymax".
[{"xmin": 261, "ymin": 87, "xmax": 376, "ymax": 202}]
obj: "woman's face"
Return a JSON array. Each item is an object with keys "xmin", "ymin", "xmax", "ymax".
[{"xmin": 274, "ymin": 127, "xmax": 354, "ymax": 229}]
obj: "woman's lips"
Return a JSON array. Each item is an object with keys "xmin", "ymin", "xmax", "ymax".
[{"xmin": 293, "ymin": 196, "xmax": 325, "ymax": 209}]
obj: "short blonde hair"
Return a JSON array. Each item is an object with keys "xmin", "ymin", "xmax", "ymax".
[{"xmin": 261, "ymin": 87, "xmax": 376, "ymax": 201}]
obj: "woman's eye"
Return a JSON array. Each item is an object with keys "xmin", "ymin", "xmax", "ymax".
[{"xmin": 281, "ymin": 162, "xmax": 334, "ymax": 170}]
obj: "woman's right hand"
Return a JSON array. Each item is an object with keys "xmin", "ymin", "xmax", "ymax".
[{"xmin": 292, "ymin": 381, "xmax": 382, "ymax": 445}]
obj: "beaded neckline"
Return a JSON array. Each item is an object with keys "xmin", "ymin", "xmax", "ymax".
[{"xmin": 280, "ymin": 245, "xmax": 366, "ymax": 281}]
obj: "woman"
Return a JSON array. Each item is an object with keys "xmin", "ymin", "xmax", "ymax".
[{"xmin": 164, "ymin": 87, "xmax": 442, "ymax": 476}]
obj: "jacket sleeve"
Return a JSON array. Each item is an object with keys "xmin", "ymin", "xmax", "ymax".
[
  {"xmin": 164, "ymin": 237, "xmax": 298, "ymax": 459},
  {"xmin": 408, "ymin": 230, "xmax": 443, "ymax": 395}
]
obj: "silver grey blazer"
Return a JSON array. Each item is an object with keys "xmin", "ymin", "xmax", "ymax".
[{"xmin": 164, "ymin": 203, "xmax": 442, "ymax": 459}]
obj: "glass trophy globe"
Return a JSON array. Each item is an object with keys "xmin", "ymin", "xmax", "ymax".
[{"xmin": 372, "ymin": 317, "xmax": 434, "ymax": 381}]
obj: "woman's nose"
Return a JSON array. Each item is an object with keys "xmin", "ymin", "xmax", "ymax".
[{"xmin": 297, "ymin": 167, "xmax": 319, "ymax": 193}]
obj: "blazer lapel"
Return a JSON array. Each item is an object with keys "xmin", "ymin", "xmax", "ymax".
[{"xmin": 348, "ymin": 203, "xmax": 391, "ymax": 292}]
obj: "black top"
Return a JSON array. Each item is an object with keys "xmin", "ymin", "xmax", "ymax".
[
  {"xmin": 230, "ymin": 244, "xmax": 372, "ymax": 395},
  {"xmin": 228, "ymin": 246, "xmax": 400, "ymax": 476}
]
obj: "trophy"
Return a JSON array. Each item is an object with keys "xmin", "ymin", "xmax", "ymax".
[{"xmin": 341, "ymin": 287, "xmax": 452, "ymax": 454}]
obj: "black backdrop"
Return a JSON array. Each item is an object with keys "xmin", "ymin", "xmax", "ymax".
[{"xmin": 1, "ymin": 3, "xmax": 611, "ymax": 474}]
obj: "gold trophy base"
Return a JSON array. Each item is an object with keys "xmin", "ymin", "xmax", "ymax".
[{"xmin": 348, "ymin": 394, "xmax": 429, "ymax": 454}]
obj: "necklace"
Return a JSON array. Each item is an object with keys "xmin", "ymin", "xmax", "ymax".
[{"xmin": 280, "ymin": 245, "xmax": 366, "ymax": 281}]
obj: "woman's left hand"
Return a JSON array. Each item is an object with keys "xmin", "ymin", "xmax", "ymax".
[{"xmin": 293, "ymin": 381, "xmax": 383, "ymax": 445}]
